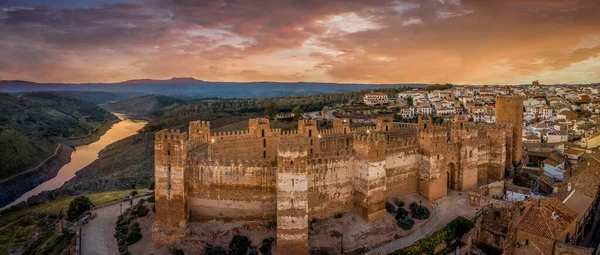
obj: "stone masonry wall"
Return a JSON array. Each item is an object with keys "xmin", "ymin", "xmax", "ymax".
[{"xmin": 153, "ymin": 100, "xmax": 516, "ymax": 251}]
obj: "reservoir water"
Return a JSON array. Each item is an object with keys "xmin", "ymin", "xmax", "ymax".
[{"xmin": 4, "ymin": 114, "xmax": 147, "ymax": 208}]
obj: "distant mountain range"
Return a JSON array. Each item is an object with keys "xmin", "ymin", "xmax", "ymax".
[{"xmin": 0, "ymin": 78, "xmax": 427, "ymax": 99}]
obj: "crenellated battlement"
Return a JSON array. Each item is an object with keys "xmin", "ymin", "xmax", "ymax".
[
  {"xmin": 350, "ymin": 125, "xmax": 376, "ymax": 133},
  {"xmin": 353, "ymin": 132, "xmax": 387, "ymax": 143},
  {"xmin": 155, "ymin": 129, "xmax": 188, "ymax": 141},
  {"xmin": 249, "ymin": 117, "xmax": 270, "ymax": 126},
  {"xmin": 211, "ymin": 130, "xmax": 251, "ymax": 138},
  {"xmin": 496, "ymin": 94, "xmax": 524, "ymax": 103}
]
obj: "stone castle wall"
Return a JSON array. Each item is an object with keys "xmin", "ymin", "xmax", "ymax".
[{"xmin": 153, "ymin": 96, "xmax": 522, "ymax": 251}]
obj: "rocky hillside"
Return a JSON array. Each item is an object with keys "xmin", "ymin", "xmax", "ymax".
[{"xmin": 0, "ymin": 92, "xmax": 116, "ymax": 181}]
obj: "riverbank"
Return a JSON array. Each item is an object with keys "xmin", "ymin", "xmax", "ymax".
[
  {"xmin": 0, "ymin": 144, "xmax": 74, "ymax": 208},
  {"xmin": 51, "ymin": 115, "xmax": 121, "ymax": 147},
  {"xmin": 0, "ymin": 115, "xmax": 124, "ymax": 211}
]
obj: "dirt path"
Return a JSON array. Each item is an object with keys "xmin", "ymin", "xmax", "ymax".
[
  {"xmin": 81, "ymin": 197, "xmax": 147, "ymax": 255},
  {"xmin": 366, "ymin": 192, "xmax": 479, "ymax": 254}
]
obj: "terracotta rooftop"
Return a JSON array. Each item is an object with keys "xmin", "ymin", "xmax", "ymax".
[
  {"xmin": 564, "ymin": 148, "xmax": 584, "ymax": 156},
  {"xmin": 557, "ymin": 151, "xmax": 600, "ymax": 198},
  {"xmin": 516, "ymin": 198, "xmax": 577, "ymax": 240}
]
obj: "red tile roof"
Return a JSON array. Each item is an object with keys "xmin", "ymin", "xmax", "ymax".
[{"xmin": 516, "ymin": 198, "xmax": 577, "ymax": 240}]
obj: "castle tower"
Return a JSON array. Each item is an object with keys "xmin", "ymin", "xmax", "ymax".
[
  {"xmin": 495, "ymin": 95, "xmax": 524, "ymax": 168},
  {"xmin": 375, "ymin": 116, "xmax": 393, "ymax": 132},
  {"xmin": 249, "ymin": 118, "xmax": 271, "ymax": 138},
  {"xmin": 154, "ymin": 129, "xmax": 189, "ymax": 228},
  {"xmin": 276, "ymin": 138, "xmax": 309, "ymax": 255},
  {"xmin": 417, "ymin": 116, "xmax": 449, "ymax": 201},
  {"xmin": 353, "ymin": 133, "xmax": 387, "ymax": 223},
  {"xmin": 332, "ymin": 118, "xmax": 350, "ymax": 134},
  {"xmin": 298, "ymin": 119, "xmax": 318, "ymax": 155},
  {"xmin": 189, "ymin": 120, "xmax": 211, "ymax": 142}
]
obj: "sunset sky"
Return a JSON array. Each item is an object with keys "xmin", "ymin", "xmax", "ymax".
[{"xmin": 1, "ymin": 0, "xmax": 599, "ymax": 84}]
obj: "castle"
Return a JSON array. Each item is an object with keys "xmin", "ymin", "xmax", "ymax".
[{"xmin": 152, "ymin": 95, "xmax": 524, "ymax": 254}]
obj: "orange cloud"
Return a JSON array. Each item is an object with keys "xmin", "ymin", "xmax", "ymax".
[{"xmin": 0, "ymin": 0, "xmax": 599, "ymax": 84}]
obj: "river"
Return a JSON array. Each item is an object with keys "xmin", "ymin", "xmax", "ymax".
[{"xmin": 4, "ymin": 114, "xmax": 147, "ymax": 208}]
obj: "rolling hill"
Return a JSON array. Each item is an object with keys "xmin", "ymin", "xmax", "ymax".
[
  {"xmin": 0, "ymin": 92, "xmax": 116, "ymax": 181},
  {"xmin": 100, "ymin": 95, "xmax": 185, "ymax": 119}
]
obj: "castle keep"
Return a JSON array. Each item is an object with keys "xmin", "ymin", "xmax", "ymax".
[{"xmin": 153, "ymin": 96, "xmax": 523, "ymax": 254}]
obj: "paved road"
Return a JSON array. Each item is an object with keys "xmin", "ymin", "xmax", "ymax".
[
  {"xmin": 81, "ymin": 197, "xmax": 148, "ymax": 255},
  {"xmin": 366, "ymin": 192, "xmax": 478, "ymax": 254}
]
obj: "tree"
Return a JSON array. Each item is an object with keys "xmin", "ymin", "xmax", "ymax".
[
  {"xmin": 406, "ymin": 96, "xmax": 413, "ymax": 107},
  {"xmin": 532, "ymin": 80, "xmax": 540, "ymax": 86},
  {"xmin": 292, "ymin": 105, "xmax": 304, "ymax": 119},
  {"xmin": 67, "ymin": 195, "xmax": 93, "ymax": 221},
  {"xmin": 265, "ymin": 102, "xmax": 277, "ymax": 119},
  {"xmin": 229, "ymin": 235, "xmax": 252, "ymax": 255},
  {"xmin": 205, "ymin": 245, "xmax": 227, "ymax": 255}
]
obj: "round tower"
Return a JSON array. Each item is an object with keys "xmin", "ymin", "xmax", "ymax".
[{"xmin": 495, "ymin": 95, "xmax": 524, "ymax": 168}]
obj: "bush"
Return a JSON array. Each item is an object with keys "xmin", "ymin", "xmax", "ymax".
[
  {"xmin": 205, "ymin": 245, "xmax": 227, "ymax": 255},
  {"xmin": 126, "ymin": 222, "xmax": 142, "ymax": 245},
  {"xmin": 395, "ymin": 200, "xmax": 405, "ymax": 208},
  {"xmin": 259, "ymin": 237, "xmax": 275, "ymax": 255},
  {"xmin": 386, "ymin": 202, "xmax": 396, "ymax": 214},
  {"xmin": 411, "ymin": 205, "xmax": 430, "ymax": 220},
  {"xmin": 396, "ymin": 207, "xmax": 409, "ymax": 219},
  {"xmin": 171, "ymin": 249, "xmax": 185, "ymax": 255},
  {"xmin": 67, "ymin": 196, "xmax": 94, "ymax": 221},
  {"xmin": 409, "ymin": 202, "xmax": 418, "ymax": 211},
  {"xmin": 396, "ymin": 215, "xmax": 415, "ymax": 230},
  {"xmin": 130, "ymin": 190, "xmax": 138, "ymax": 197},
  {"xmin": 229, "ymin": 235, "xmax": 251, "ymax": 255},
  {"xmin": 147, "ymin": 196, "xmax": 155, "ymax": 203}
]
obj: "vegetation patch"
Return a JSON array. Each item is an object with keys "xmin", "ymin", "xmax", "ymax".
[
  {"xmin": 390, "ymin": 217, "xmax": 474, "ymax": 255},
  {"xmin": 229, "ymin": 235, "xmax": 252, "ymax": 255},
  {"xmin": 410, "ymin": 202, "xmax": 430, "ymax": 220}
]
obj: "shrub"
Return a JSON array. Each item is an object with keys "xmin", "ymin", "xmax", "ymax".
[
  {"xmin": 386, "ymin": 202, "xmax": 396, "ymax": 214},
  {"xmin": 171, "ymin": 249, "xmax": 185, "ymax": 255},
  {"xmin": 130, "ymin": 190, "xmax": 138, "ymax": 197},
  {"xmin": 259, "ymin": 237, "xmax": 275, "ymax": 255},
  {"xmin": 396, "ymin": 207, "xmax": 409, "ymax": 219},
  {"xmin": 229, "ymin": 235, "xmax": 251, "ymax": 255},
  {"xmin": 126, "ymin": 222, "xmax": 142, "ymax": 245},
  {"xmin": 147, "ymin": 196, "xmax": 155, "ymax": 203},
  {"xmin": 396, "ymin": 215, "xmax": 414, "ymax": 230},
  {"xmin": 67, "ymin": 196, "xmax": 93, "ymax": 221},
  {"xmin": 205, "ymin": 245, "xmax": 226, "ymax": 255},
  {"xmin": 409, "ymin": 202, "xmax": 418, "ymax": 211},
  {"xmin": 395, "ymin": 200, "xmax": 405, "ymax": 207},
  {"xmin": 411, "ymin": 205, "xmax": 430, "ymax": 220}
]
